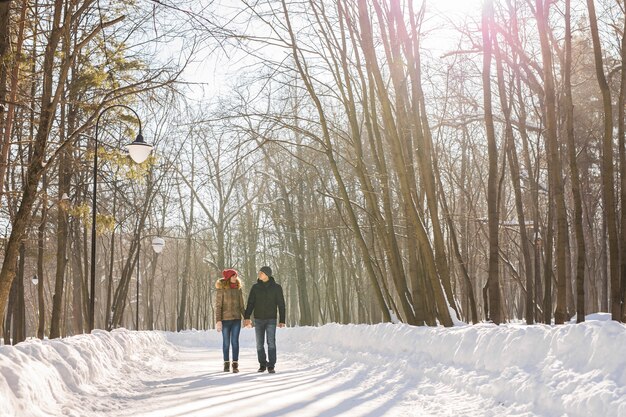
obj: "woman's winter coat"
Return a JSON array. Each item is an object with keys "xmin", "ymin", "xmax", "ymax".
[{"xmin": 215, "ymin": 278, "xmax": 245, "ymax": 322}]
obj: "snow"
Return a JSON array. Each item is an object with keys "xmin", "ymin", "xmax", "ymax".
[
  {"xmin": 389, "ymin": 310, "xmax": 401, "ymax": 324},
  {"xmin": 1, "ymin": 317, "xmax": 625, "ymax": 417}
]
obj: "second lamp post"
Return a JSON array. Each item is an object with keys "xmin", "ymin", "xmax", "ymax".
[{"xmin": 138, "ymin": 236, "xmax": 165, "ymax": 331}]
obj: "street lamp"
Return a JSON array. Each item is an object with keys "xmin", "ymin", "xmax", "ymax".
[
  {"xmin": 31, "ymin": 275, "xmax": 38, "ymax": 285},
  {"xmin": 152, "ymin": 237, "xmax": 165, "ymax": 254},
  {"xmin": 89, "ymin": 105, "xmax": 153, "ymax": 333}
]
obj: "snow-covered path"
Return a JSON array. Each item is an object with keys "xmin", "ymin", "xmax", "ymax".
[
  {"xmin": 2, "ymin": 317, "xmax": 626, "ymax": 417},
  {"xmin": 103, "ymin": 347, "xmax": 417, "ymax": 417},
  {"xmin": 87, "ymin": 343, "xmax": 504, "ymax": 417}
]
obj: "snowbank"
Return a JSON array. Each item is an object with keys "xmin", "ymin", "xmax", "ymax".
[
  {"xmin": 0, "ymin": 330, "xmax": 174, "ymax": 417},
  {"xmin": 1, "ymin": 317, "xmax": 625, "ymax": 417},
  {"xmin": 274, "ymin": 320, "xmax": 626, "ymax": 417},
  {"xmin": 166, "ymin": 318, "xmax": 626, "ymax": 417}
]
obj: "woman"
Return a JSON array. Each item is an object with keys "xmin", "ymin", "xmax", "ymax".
[{"xmin": 215, "ymin": 268, "xmax": 245, "ymax": 373}]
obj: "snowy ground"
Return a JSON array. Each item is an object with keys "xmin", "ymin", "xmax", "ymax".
[{"xmin": 1, "ymin": 315, "xmax": 626, "ymax": 417}]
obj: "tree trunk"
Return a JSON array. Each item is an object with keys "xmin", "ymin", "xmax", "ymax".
[
  {"xmin": 105, "ymin": 190, "xmax": 118, "ymax": 329},
  {"xmin": 356, "ymin": 0, "xmax": 451, "ymax": 325},
  {"xmin": 482, "ymin": 0, "xmax": 502, "ymax": 324},
  {"xmin": 321, "ymin": 2, "xmax": 406, "ymax": 322},
  {"xmin": 177, "ymin": 188, "xmax": 194, "ymax": 331},
  {"xmin": 493, "ymin": 27, "xmax": 534, "ymax": 324},
  {"xmin": 536, "ymin": 0, "xmax": 568, "ymax": 325},
  {"xmin": 282, "ymin": 0, "xmax": 391, "ymax": 322},
  {"xmin": 50, "ymin": 136, "xmax": 71, "ymax": 339},
  {"xmin": 0, "ymin": 0, "xmax": 64, "ymax": 330},
  {"xmin": 110, "ymin": 203, "xmax": 152, "ymax": 329},
  {"xmin": 586, "ymin": 0, "xmax": 620, "ymax": 321},
  {"xmin": 0, "ymin": 0, "xmax": 27, "ymax": 209},
  {"xmin": 0, "ymin": 0, "xmax": 12, "ymax": 202},
  {"xmin": 11, "ymin": 243, "xmax": 26, "ymax": 344},
  {"xmin": 565, "ymin": 0, "xmax": 585, "ymax": 323},
  {"xmin": 37, "ymin": 200, "xmax": 46, "ymax": 339},
  {"xmin": 618, "ymin": 5, "xmax": 626, "ymax": 322},
  {"xmin": 544, "ymin": 195, "xmax": 554, "ymax": 324}
]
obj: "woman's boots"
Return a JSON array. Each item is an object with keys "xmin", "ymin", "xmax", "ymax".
[{"xmin": 223, "ymin": 361, "xmax": 239, "ymax": 373}]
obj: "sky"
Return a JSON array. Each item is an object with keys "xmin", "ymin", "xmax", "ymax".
[{"xmin": 164, "ymin": 0, "xmax": 484, "ymax": 102}]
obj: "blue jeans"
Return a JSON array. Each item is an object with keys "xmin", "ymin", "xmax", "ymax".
[
  {"xmin": 254, "ymin": 318, "xmax": 277, "ymax": 367},
  {"xmin": 222, "ymin": 319, "xmax": 241, "ymax": 361}
]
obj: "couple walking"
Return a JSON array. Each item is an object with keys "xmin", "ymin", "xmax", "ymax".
[{"xmin": 215, "ymin": 265, "xmax": 286, "ymax": 374}]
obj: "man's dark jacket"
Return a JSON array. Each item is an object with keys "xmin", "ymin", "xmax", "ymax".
[{"xmin": 244, "ymin": 276, "xmax": 286, "ymax": 323}]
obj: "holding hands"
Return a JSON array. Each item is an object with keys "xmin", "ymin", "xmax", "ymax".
[
  {"xmin": 242, "ymin": 320, "xmax": 284, "ymax": 328},
  {"xmin": 216, "ymin": 321, "xmax": 222, "ymax": 332}
]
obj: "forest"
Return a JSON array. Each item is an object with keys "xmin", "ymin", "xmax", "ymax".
[{"xmin": 1, "ymin": 0, "xmax": 626, "ymax": 344}]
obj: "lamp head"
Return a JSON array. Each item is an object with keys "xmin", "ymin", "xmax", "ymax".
[
  {"xmin": 152, "ymin": 237, "xmax": 165, "ymax": 254},
  {"xmin": 126, "ymin": 132, "xmax": 153, "ymax": 164}
]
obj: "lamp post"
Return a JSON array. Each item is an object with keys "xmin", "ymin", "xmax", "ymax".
[
  {"xmin": 89, "ymin": 105, "xmax": 153, "ymax": 333},
  {"xmin": 135, "ymin": 236, "xmax": 165, "ymax": 330},
  {"xmin": 136, "ymin": 236, "xmax": 141, "ymax": 331}
]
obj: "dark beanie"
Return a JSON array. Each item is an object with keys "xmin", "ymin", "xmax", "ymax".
[{"xmin": 260, "ymin": 266, "xmax": 272, "ymax": 277}]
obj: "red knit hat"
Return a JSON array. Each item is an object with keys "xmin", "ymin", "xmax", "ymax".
[{"xmin": 222, "ymin": 269, "xmax": 238, "ymax": 280}]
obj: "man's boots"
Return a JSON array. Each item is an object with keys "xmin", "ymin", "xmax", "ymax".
[
  {"xmin": 223, "ymin": 361, "xmax": 230, "ymax": 372},
  {"xmin": 232, "ymin": 361, "xmax": 239, "ymax": 373}
]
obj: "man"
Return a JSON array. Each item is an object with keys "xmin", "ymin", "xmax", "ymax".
[{"xmin": 244, "ymin": 266, "xmax": 286, "ymax": 374}]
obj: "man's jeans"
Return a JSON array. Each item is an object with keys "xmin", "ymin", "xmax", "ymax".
[
  {"xmin": 222, "ymin": 319, "xmax": 241, "ymax": 361},
  {"xmin": 254, "ymin": 318, "xmax": 277, "ymax": 367}
]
